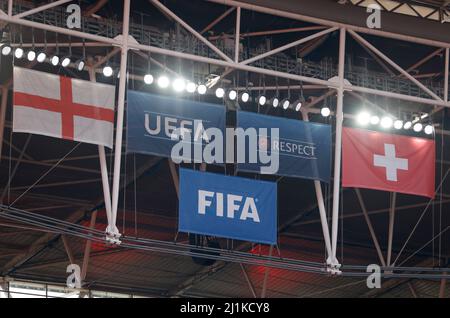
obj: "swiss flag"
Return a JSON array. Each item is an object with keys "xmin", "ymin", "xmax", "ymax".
[
  {"xmin": 342, "ymin": 127, "xmax": 435, "ymax": 198},
  {"xmin": 13, "ymin": 67, "xmax": 116, "ymax": 148}
]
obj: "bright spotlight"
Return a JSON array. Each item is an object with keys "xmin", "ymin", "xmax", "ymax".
[
  {"xmin": 394, "ymin": 120, "xmax": 403, "ymax": 130},
  {"xmin": 157, "ymin": 75, "xmax": 170, "ymax": 88},
  {"xmin": 51, "ymin": 55, "xmax": 60, "ymax": 66},
  {"xmin": 271, "ymin": 97, "xmax": 279, "ymax": 108},
  {"xmin": 27, "ymin": 50, "xmax": 36, "ymax": 61},
  {"xmin": 403, "ymin": 121, "xmax": 412, "ymax": 130},
  {"xmin": 294, "ymin": 101, "xmax": 302, "ymax": 112},
  {"xmin": 258, "ymin": 95, "xmax": 267, "ymax": 106},
  {"xmin": 380, "ymin": 116, "xmax": 393, "ymax": 129},
  {"xmin": 1, "ymin": 43, "xmax": 11, "ymax": 56},
  {"xmin": 413, "ymin": 123, "xmax": 423, "ymax": 132},
  {"xmin": 61, "ymin": 56, "xmax": 71, "ymax": 67},
  {"xmin": 103, "ymin": 65, "xmax": 113, "ymax": 77},
  {"xmin": 172, "ymin": 78, "xmax": 186, "ymax": 92},
  {"xmin": 424, "ymin": 125, "xmax": 434, "ymax": 135},
  {"xmin": 144, "ymin": 74, "xmax": 154, "ymax": 85},
  {"xmin": 357, "ymin": 112, "xmax": 371, "ymax": 126},
  {"xmin": 186, "ymin": 82, "xmax": 197, "ymax": 93},
  {"xmin": 36, "ymin": 51, "xmax": 46, "ymax": 63},
  {"xmin": 321, "ymin": 107, "xmax": 331, "ymax": 117},
  {"xmin": 281, "ymin": 99, "xmax": 290, "ymax": 110},
  {"xmin": 197, "ymin": 84, "xmax": 207, "ymax": 95},
  {"xmin": 76, "ymin": 59, "xmax": 85, "ymax": 71},
  {"xmin": 215, "ymin": 87, "xmax": 225, "ymax": 98},
  {"xmin": 228, "ymin": 90, "xmax": 237, "ymax": 100},
  {"xmin": 370, "ymin": 115, "xmax": 380, "ymax": 125},
  {"xmin": 14, "ymin": 47, "xmax": 24, "ymax": 59},
  {"xmin": 241, "ymin": 92, "xmax": 250, "ymax": 103}
]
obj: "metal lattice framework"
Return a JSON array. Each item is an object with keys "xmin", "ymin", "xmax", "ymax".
[{"xmin": 0, "ymin": 0, "xmax": 448, "ymax": 298}]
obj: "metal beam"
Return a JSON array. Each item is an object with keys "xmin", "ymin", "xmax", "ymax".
[
  {"xmin": 355, "ymin": 189, "xmax": 387, "ymax": 267},
  {"xmin": 240, "ymin": 264, "xmax": 257, "ymax": 298},
  {"xmin": 81, "ymin": 210, "xmax": 98, "ymax": 281},
  {"xmin": 14, "ymin": 0, "xmax": 72, "ymax": 19},
  {"xmin": 201, "ymin": 7, "xmax": 235, "ymax": 34},
  {"xmin": 61, "ymin": 235, "xmax": 75, "ymax": 265},
  {"xmin": 386, "ymin": 193, "xmax": 397, "ymax": 266}
]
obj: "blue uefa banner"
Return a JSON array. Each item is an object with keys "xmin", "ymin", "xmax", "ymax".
[
  {"xmin": 126, "ymin": 90, "xmax": 226, "ymax": 161},
  {"xmin": 179, "ymin": 168, "xmax": 277, "ymax": 245},
  {"xmin": 236, "ymin": 111, "xmax": 331, "ymax": 182}
]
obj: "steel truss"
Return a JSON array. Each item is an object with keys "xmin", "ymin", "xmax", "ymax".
[{"xmin": 0, "ymin": 0, "xmax": 448, "ymax": 289}]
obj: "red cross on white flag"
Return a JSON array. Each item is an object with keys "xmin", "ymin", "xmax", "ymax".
[{"xmin": 13, "ymin": 67, "xmax": 116, "ymax": 148}]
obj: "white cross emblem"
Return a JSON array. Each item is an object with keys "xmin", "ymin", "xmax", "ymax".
[{"xmin": 373, "ymin": 144, "xmax": 408, "ymax": 182}]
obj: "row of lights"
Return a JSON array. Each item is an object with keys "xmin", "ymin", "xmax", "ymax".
[
  {"xmin": 356, "ymin": 112, "xmax": 434, "ymax": 135},
  {"xmin": 1, "ymin": 44, "xmax": 86, "ymax": 71},
  {"xmin": 139, "ymin": 73, "xmax": 333, "ymax": 116}
]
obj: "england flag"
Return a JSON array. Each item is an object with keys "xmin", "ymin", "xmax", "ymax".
[
  {"xmin": 342, "ymin": 127, "xmax": 435, "ymax": 198},
  {"xmin": 13, "ymin": 67, "xmax": 116, "ymax": 148}
]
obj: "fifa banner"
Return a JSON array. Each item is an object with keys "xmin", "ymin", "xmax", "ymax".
[
  {"xmin": 126, "ymin": 90, "xmax": 226, "ymax": 161},
  {"xmin": 236, "ymin": 111, "xmax": 331, "ymax": 182},
  {"xmin": 179, "ymin": 168, "xmax": 277, "ymax": 245}
]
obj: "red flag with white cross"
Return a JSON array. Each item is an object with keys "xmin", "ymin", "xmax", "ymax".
[
  {"xmin": 342, "ymin": 127, "xmax": 435, "ymax": 198},
  {"xmin": 13, "ymin": 67, "xmax": 116, "ymax": 148}
]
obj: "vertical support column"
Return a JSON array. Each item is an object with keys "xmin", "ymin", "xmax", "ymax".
[
  {"xmin": 0, "ymin": 86, "xmax": 8, "ymax": 161},
  {"xmin": 301, "ymin": 110, "xmax": 333, "ymax": 260},
  {"xmin": 234, "ymin": 6, "xmax": 241, "ymax": 63},
  {"xmin": 110, "ymin": 0, "xmax": 131, "ymax": 242},
  {"xmin": 330, "ymin": 27, "xmax": 346, "ymax": 268},
  {"xmin": 386, "ymin": 192, "xmax": 396, "ymax": 266},
  {"xmin": 88, "ymin": 67, "xmax": 113, "ymax": 233},
  {"xmin": 260, "ymin": 245, "xmax": 273, "ymax": 298},
  {"xmin": 81, "ymin": 210, "xmax": 98, "ymax": 282},
  {"xmin": 7, "ymin": 0, "xmax": 13, "ymax": 16}
]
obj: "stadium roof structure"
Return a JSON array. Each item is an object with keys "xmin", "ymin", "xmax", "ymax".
[{"xmin": 0, "ymin": 0, "xmax": 448, "ymax": 298}]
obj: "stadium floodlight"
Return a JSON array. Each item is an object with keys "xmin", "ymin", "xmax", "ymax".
[
  {"xmin": 36, "ymin": 51, "xmax": 46, "ymax": 63},
  {"xmin": 61, "ymin": 56, "xmax": 71, "ymax": 67},
  {"xmin": 394, "ymin": 120, "xmax": 403, "ymax": 130},
  {"xmin": 228, "ymin": 90, "xmax": 237, "ymax": 101},
  {"xmin": 14, "ymin": 47, "xmax": 24, "ymax": 59},
  {"xmin": 172, "ymin": 78, "xmax": 186, "ymax": 92},
  {"xmin": 197, "ymin": 84, "xmax": 207, "ymax": 95},
  {"xmin": 157, "ymin": 75, "xmax": 170, "ymax": 88},
  {"xmin": 241, "ymin": 92, "xmax": 250, "ymax": 103},
  {"xmin": 258, "ymin": 95, "xmax": 267, "ymax": 106},
  {"xmin": 380, "ymin": 116, "xmax": 393, "ymax": 129},
  {"xmin": 281, "ymin": 99, "xmax": 290, "ymax": 110},
  {"xmin": 27, "ymin": 50, "xmax": 36, "ymax": 61},
  {"xmin": 424, "ymin": 125, "xmax": 434, "ymax": 135},
  {"xmin": 1, "ymin": 42, "xmax": 12, "ymax": 56},
  {"xmin": 50, "ymin": 55, "xmax": 60, "ymax": 66},
  {"xmin": 186, "ymin": 82, "xmax": 197, "ymax": 93},
  {"xmin": 215, "ymin": 87, "xmax": 225, "ymax": 98},
  {"xmin": 321, "ymin": 107, "xmax": 331, "ymax": 117},
  {"xmin": 370, "ymin": 115, "xmax": 380, "ymax": 125},
  {"xmin": 357, "ymin": 112, "xmax": 371, "ymax": 126},
  {"xmin": 271, "ymin": 97, "xmax": 279, "ymax": 108},
  {"xmin": 403, "ymin": 121, "xmax": 412, "ymax": 130},
  {"xmin": 413, "ymin": 123, "xmax": 423, "ymax": 132}
]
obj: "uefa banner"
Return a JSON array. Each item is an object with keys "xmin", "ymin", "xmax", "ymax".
[
  {"xmin": 236, "ymin": 111, "xmax": 331, "ymax": 182},
  {"xmin": 126, "ymin": 91, "xmax": 226, "ymax": 161},
  {"xmin": 178, "ymin": 168, "xmax": 277, "ymax": 245}
]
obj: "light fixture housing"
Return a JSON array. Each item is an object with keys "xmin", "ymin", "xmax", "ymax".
[
  {"xmin": 380, "ymin": 116, "xmax": 393, "ymax": 129},
  {"xmin": 197, "ymin": 84, "xmax": 207, "ymax": 95},
  {"xmin": 157, "ymin": 75, "xmax": 170, "ymax": 88},
  {"xmin": 393, "ymin": 120, "xmax": 403, "ymax": 130},
  {"xmin": 75, "ymin": 59, "xmax": 85, "ymax": 71},
  {"xmin": 370, "ymin": 115, "xmax": 380, "ymax": 125},
  {"xmin": 292, "ymin": 100, "xmax": 302, "ymax": 112},
  {"xmin": 51, "ymin": 55, "xmax": 60, "ymax": 66},
  {"xmin": 258, "ymin": 95, "xmax": 267, "ymax": 106},
  {"xmin": 61, "ymin": 56, "xmax": 71, "ymax": 67},
  {"xmin": 36, "ymin": 51, "xmax": 46, "ymax": 63},
  {"xmin": 14, "ymin": 47, "xmax": 24, "ymax": 59},
  {"xmin": 186, "ymin": 82, "xmax": 197, "ymax": 93},
  {"xmin": 357, "ymin": 112, "xmax": 371, "ymax": 126},
  {"xmin": 403, "ymin": 121, "xmax": 412, "ymax": 130},
  {"xmin": 424, "ymin": 125, "xmax": 434, "ymax": 135},
  {"xmin": 215, "ymin": 87, "xmax": 225, "ymax": 98},
  {"xmin": 281, "ymin": 99, "xmax": 290, "ymax": 110},
  {"xmin": 321, "ymin": 107, "xmax": 331, "ymax": 117},
  {"xmin": 102, "ymin": 65, "xmax": 113, "ymax": 77},
  {"xmin": 172, "ymin": 78, "xmax": 186, "ymax": 92},
  {"xmin": 144, "ymin": 74, "xmax": 154, "ymax": 85},
  {"xmin": 27, "ymin": 50, "xmax": 36, "ymax": 61},
  {"xmin": 271, "ymin": 97, "xmax": 279, "ymax": 108},
  {"xmin": 228, "ymin": 90, "xmax": 237, "ymax": 101},
  {"xmin": 413, "ymin": 123, "xmax": 423, "ymax": 132},
  {"xmin": 1, "ymin": 43, "xmax": 12, "ymax": 56},
  {"xmin": 240, "ymin": 92, "xmax": 250, "ymax": 103}
]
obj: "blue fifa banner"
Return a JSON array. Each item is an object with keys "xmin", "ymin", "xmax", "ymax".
[
  {"xmin": 126, "ymin": 90, "xmax": 226, "ymax": 161},
  {"xmin": 236, "ymin": 111, "xmax": 331, "ymax": 182},
  {"xmin": 179, "ymin": 168, "xmax": 277, "ymax": 245}
]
